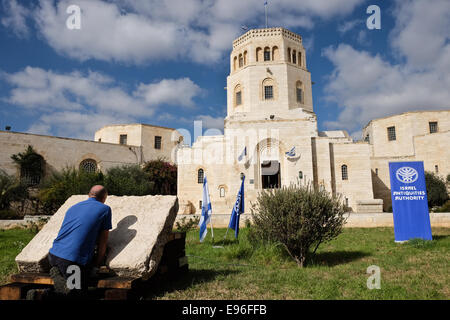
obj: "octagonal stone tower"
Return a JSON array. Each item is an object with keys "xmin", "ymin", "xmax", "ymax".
[{"xmin": 226, "ymin": 27, "xmax": 313, "ymax": 121}]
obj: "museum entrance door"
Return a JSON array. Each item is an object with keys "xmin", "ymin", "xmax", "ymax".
[{"xmin": 261, "ymin": 160, "xmax": 280, "ymax": 189}]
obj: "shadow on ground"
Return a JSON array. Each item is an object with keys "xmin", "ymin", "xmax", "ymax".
[
  {"xmin": 308, "ymin": 251, "xmax": 370, "ymax": 267},
  {"xmin": 143, "ymin": 268, "xmax": 239, "ymax": 299},
  {"xmin": 432, "ymin": 235, "xmax": 449, "ymax": 241}
]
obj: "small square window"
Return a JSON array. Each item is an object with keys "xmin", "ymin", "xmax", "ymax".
[
  {"xmin": 236, "ymin": 91, "xmax": 242, "ymax": 105},
  {"xmin": 387, "ymin": 126, "xmax": 396, "ymax": 141},
  {"xmin": 429, "ymin": 122, "xmax": 438, "ymax": 134},
  {"xmin": 264, "ymin": 86, "xmax": 273, "ymax": 100},
  {"xmin": 154, "ymin": 136, "xmax": 162, "ymax": 149},
  {"xmin": 119, "ymin": 134, "xmax": 127, "ymax": 145}
]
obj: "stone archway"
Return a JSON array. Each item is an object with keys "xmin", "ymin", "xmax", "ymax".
[{"xmin": 253, "ymin": 138, "xmax": 285, "ymax": 190}]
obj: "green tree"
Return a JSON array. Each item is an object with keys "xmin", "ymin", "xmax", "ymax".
[
  {"xmin": 143, "ymin": 158, "xmax": 177, "ymax": 195},
  {"xmin": 104, "ymin": 165, "xmax": 154, "ymax": 196},
  {"xmin": 425, "ymin": 171, "xmax": 448, "ymax": 207},
  {"xmin": 11, "ymin": 145, "xmax": 45, "ymax": 186},
  {"xmin": 248, "ymin": 183, "xmax": 346, "ymax": 267},
  {"xmin": 39, "ymin": 168, "xmax": 104, "ymax": 214},
  {"xmin": 0, "ymin": 170, "xmax": 28, "ymax": 217}
]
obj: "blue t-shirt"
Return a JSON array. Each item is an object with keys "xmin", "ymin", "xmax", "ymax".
[{"xmin": 50, "ymin": 198, "xmax": 112, "ymax": 266}]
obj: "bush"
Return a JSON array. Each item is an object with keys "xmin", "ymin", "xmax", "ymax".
[
  {"xmin": 0, "ymin": 169, "xmax": 29, "ymax": 213},
  {"xmin": 248, "ymin": 183, "xmax": 346, "ymax": 267},
  {"xmin": 434, "ymin": 200, "xmax": 450, "ymax": 213},
  {"xmin": 175, "ymin": 216, "xmax": 200, "ymax": 233},
  {"xmin": 39, "ymin": 168, "xmax": 105, "ymax": 214},
  {"xmin": 105, "ymin": 165, "xmax": 154, "ymax": 196},
  {"xmin": 143, "ymin": 158, "xmax": 177, "ymax": 195},
  {"xmin": 425, "ymin": 172, "xmax": 448, "ymax": 207}
]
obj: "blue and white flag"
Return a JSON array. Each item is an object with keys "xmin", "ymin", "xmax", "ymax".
[
  {"xmin": 285, "ymin": 146, "xmax": 296, "ymax": 157},
  {"xmin": 238, "ymin": 147, "xmax": 247, "ymax": 161},
  {"xmin": 228, "ymin": 175, "xmax": 245, "ymax": 239},
  {"xmin": 199, "ymin": 176, "xmax": 213, "ymax": 242},
  {"xmin": 264, "ymin": 1, "xmax": 268, "ymax": 6}
]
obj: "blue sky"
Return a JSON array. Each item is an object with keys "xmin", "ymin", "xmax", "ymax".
[{"xmin": 1, "ymin": 0, "xmax": 449, "ymax": 143}]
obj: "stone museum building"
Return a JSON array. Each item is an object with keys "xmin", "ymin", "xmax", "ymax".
[{"xmin": 0, "ymin": 28, "xmax": 448, "ymax": 214}]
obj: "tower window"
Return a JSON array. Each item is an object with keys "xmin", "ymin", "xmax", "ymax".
[
  {"xmin": 292, "ymin": 50, "xmax": 297, "ymax": 64},
  {"xmin": 264, "ymin": 86, "xmax": 273, "ymax": 100},
  {"xmin": 298, "ymin": 52, "xmax": 302, "ymax": 66},
  {"xmin": 264, "ymin": 48, "xmax": 271, "ymax": 61},
  {"xmin": 435, "ymin": 165, "xmax": 439, "ymax": 173},
  {"xmin": 236, "ymin": 91, "xmax": 242, "ymax": 105},
  {"xmin": 341, "ymin": 165, "xmax": 348, "ymax": 180},
  {"xmin": 198, "ymin": 169, "xmax": 204, "ymax": 184},
  {"xmin": 429, "ymin": 122, "xmax": 438, "ymax": 133},
  {"xmin": 387, "ymin": 126, "xmax": 396, "ymax": 141},
  {"xmin": 239, "ymin": 54, "xmax": 243, "ymax": 68},
  {"xmin": 219, "ymin": 187, "xmax": 225, "ymax": 198},
  {"xmin": 154, "ymin": 136, "xmax": 162, "ymax": 149},
  {"xmin": 296, "ymin": 88, "xmax": 302, "ymax": 103},
  {"xmin": 119, "ymin": 134, "xmax": 127, "ymax": 145}
]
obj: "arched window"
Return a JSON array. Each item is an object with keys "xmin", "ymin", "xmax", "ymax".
[
  {"xmin": 80, "ymin": 159, "xmax": 97, "ymax": 173},
  {"xmin": 287, "ymin": 48, "xmax": 291, "ymax": 62},
  {"xmin": 341, "ymin": 165, "xmax": 348, "ymax": 180},
  {"xmin": 256, "ymin": 47, "xmax": 262, "ymax": 62},
  {"xmin": 234, "ymin": 84, "xmax": 242, "ymax": 106},
  {"xmin": 298, "ymin": 52, "xmax": 302, "ymax": 66},
  {"xmin": 292, "ymin": 50, "xmax": 297, "ymax": 64},
  {"xmin": 239, "ymin": 53, "xmax": 243, "ymax": 68},
  {"xmin": 272, "ymin": 46, "xmax": 279, "ymax": 60},
  {"xmin": 262, "ymin": 78, "xmax": 276, "ymax": 100},
  {"xmin": 219, "ymin": 187, "xmax": 225, "ymax": 198},
  {"xmin": 233, "ymin": 56, "xmax": 237, "ymax": 71},
  {"xmin": 240, "ymin": 172, "xmax": 245, "ymax": 180},
  {"xmin": 243, "ymin": 51, "xmax": 248, "ymax": 65},
  {"xmin": 264, "ymin": 47, "xmax": 271, "ymax": 61},
  {"xmin": 296, "ymin": 81, "xmax": 303, "ymax": 103},
  {"xmin": 197, "ymin": 169, "xmax": 204, "ymax": 184}
]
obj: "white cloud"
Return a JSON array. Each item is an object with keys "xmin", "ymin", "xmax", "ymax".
[
  {"xmin": 1, "ymin": 0, "xmax": 30, "ymax": 38},
  {"xmin": 322, "ymin": 0, "xmax": 450, "ymax": 137},
  {"xmin": 2, "ymin": 67, "xmax": 203, "ymax": 138},
  {"xmin": 3, "ymin": 0, "xmax": 364, "ymax": 65},
  {"xmin": 136, "ymin": 78, "xmax": 203, "ymax": 108},
  {"xmin": 196, "ymin": 115, "xmax": 224, "ymax": 131}
]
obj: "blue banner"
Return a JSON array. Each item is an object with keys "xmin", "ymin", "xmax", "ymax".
[{"xmin": 389, "ymin": 161, "xmax": 432, "ymax": 242}]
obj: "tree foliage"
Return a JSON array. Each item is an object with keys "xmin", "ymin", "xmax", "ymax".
[
  {"xmin": 425, "ymin": 172, "xmax": 448, "ymax": 207},
  {"xmin": 143, "ymin": 158, "xmax": 177, "ymax": 195},
  {"xmin": 105, "ymin": 165, "xmax": 154, "ymax": 196},
  {"xmin": 11, "ymin": 145, "xmax": 45, "ymax": 185},
  {"xmin": 248, "ymin": 183, "xmax": 346, "ymax": 267},
  {"xmin": 0, "ymin": 169, "xmax": 28, "ymax": 211}
]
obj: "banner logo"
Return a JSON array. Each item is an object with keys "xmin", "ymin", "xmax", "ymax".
[{"xmin": 396, "ymin": 167, "xmax": 418, "ymax": 183}]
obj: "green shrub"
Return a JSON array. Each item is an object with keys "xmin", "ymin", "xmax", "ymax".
[
  {"xmin": 425, "ymin": 172, "xmax": 448, "ymax": 207},
  {"xmin": 447, "ymin": 174, "xmax": 450, "ymax": 183},
  {"xmin": 248, "ymin": 183, "xmax": 346, "ymax": 267},
  {"xmin": 143, "ymin": 158, "xmax": 177, "ymax": 195},
  {"xmin": 434, "ymin": 200, "xmax": 450, "ymax": 213},
  {"xmin": 175, "ymin": 216, "xmax": 200, "ymax": 233},
  {"xmin": 39, "ymin": 168, "xmax": 105, "ymax": 214},
  {"xmin": 0, "ymin": 169, "xmax": 28, "ymax": 214},
  {"xmin": 11, "ymin": 145, "xmax": 45, "ymax": 186},
  {"xmin": 104, "ymin": 165, "xmax": 154, "ymax": 196}
]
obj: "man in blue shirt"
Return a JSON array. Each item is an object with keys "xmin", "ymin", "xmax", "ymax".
[{"xmin": 47, "ymin": 185, "xmax": 112, "ymax": 295}]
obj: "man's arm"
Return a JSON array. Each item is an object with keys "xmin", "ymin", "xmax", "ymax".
[{"xmin": 95, "ymin": 230, "xmax": 109, "ymax": 267}]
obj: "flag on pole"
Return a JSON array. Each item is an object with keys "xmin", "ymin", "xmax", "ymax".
[
  {"xmin": 285, "ymin": 146, "xmax": 296, "ymax": 157},
  {"xmin": 264, "ymin": 1, "xmax": 268, "ymax": 5},
  {"xmin": 199, "ymin": 176, "xmax": 213, "ymax": 242},
  {"xmin": 228, "ymin": 175, "xmax": 245, "ymax": 239},
  {"xmin": 238, "ymin": 147, "xmax": 247, "ymax": 161}
]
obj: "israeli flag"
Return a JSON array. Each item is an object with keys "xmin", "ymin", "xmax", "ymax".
[
  {"xmin": 228, "ymin": 175, "xmax": 245, "ymax": 239},
  {"xmin": 199, "ymin": 176, "xmax": 212, "ymax": 242},
  {"xmin": 285, "ymin": 146, "xmax": 296, "ymax": 157},
  {"xmin": 238, "ymin": 147, "xmax": 247, "ymax": 161}
]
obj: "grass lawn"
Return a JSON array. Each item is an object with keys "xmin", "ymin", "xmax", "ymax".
[{"xmin": 1, "ymin": 227, "xmax": 448, "ymax": 299}]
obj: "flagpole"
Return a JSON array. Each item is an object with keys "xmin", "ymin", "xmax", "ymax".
[{"xmin": 265, "ymin": 3, "xmax": 268, "ymax": 28}]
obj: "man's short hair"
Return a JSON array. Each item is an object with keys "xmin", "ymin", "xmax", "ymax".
[{"xmin": 89, "ymin": 185, "xmax": 108, "ymax": 200}]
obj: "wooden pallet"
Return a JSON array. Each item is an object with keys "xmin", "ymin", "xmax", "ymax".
[{"xmin": 0, "ymin": 232, "xmax": 187, "ymax": 300}]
